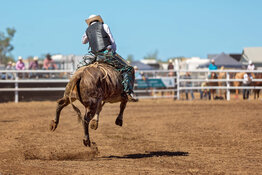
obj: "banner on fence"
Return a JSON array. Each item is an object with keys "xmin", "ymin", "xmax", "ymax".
[{"xmin": 136, "ymin": 78, "xmax": 175, "ymax": 88}]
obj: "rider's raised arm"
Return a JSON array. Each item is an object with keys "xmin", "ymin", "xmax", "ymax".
[{"xmin": 82, "ymin": 33, "xmax": 88, "ymax": 44}]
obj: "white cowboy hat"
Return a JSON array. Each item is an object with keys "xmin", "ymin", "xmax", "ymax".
[
  {"xmin": 211, "ymin": 59, "xmax": 215, "ymax": 63},
  {"xmin": 33, "ymin": 56, "xmax": 38, "ymax": 61},
  {"xmin": 85, "ymin": 14, "xmax": 104, "ymax": 26},
  {"xmin": 18, "ymin": 56, "xmax": 23, "ymax": 60},
  {"xmin": 249, "ymin": 60, "xmax": 252, "ymax": 65}
]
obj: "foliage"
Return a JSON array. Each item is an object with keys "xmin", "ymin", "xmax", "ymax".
[
  {"xmin": 143, "ymin": 50, "xmax": 158, "ymax": 60},
  {"xmin": 126, "ymin": 54, "xmax": 134, "ymax": 62},
  {"xmin": 0, "ymin": 28, "xmax": 16, "ymax": 64}
]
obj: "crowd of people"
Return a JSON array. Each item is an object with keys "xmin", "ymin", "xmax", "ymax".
[
  {"xmin": 1, "ymin": 52, "xmax": 258, "ymax": 100},
  {"xmin": 1, "ymin": 54, "xmax": 57, "ymax": 79}
]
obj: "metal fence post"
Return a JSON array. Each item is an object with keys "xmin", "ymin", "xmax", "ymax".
[
  {"xmin": 226, "ymin": 72, "xmax": 230, "ymax": 101},
  {"xmin": 15, "ymin": 73, "xmax": 19, "ymax": 103},
  {"xmin": 176, "ymin": 70, "xmax": 180, "ymax": 100}
]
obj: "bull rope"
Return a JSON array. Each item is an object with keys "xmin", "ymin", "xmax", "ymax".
[{"xmin": 88, "ymin": 62, "xmax": 108, "ymax": 80}]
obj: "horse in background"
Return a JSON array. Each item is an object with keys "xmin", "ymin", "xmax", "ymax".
[
  {"xmin": 217, "ymin": 66, "xmax": 227, "ymax": 100},
  {"xmin": 207, "ymin": 72, "xmax": 218, "ymax": 100},
  {"xmin": 234, "ymin": 72, "xmax": 256, "ymax": 99},
  {"xmin": 251, "ymin": 73, "xmax": 262, "ymax": 99}
]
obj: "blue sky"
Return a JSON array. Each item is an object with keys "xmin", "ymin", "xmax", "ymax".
[{"xmin": 0, "ymin": 0, "xmax": 261, "ymax": 61}]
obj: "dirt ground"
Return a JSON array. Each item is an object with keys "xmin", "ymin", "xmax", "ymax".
[{"xmin": 0, "ymin": 99, "xmax": 262, "ymax": 174}]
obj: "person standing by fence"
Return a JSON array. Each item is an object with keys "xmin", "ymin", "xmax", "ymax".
[
  {"xmin": 183, "ymin": 72, "xmax": 195, "ymax": 100},
  {"xmin": 43, "ymin": 54, "xmax": 57, "ymax": 70},
  {"xmin": 16, "ymin": 56, "xmax": 25, "ymax": 79},
  {"xmin": 29, "ymin": 56, "xmax": 39, "ymax": 78},
  {"xmin": 243, "ymin": 73, "xmax": 252, "ymax": 100}
]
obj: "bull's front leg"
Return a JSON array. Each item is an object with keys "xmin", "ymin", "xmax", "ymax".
[
  {"xmin": 115, "ymin": 99, "xmax": 128, "ymax": 127},
  {"xmin": 50, "ymin": 96, "xmax": 70, "ymax": 131}
]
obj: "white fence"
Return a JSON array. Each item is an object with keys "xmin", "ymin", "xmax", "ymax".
[{"xmin": 0, "ymin": 69, "xmax": 262, "ymax": 102}]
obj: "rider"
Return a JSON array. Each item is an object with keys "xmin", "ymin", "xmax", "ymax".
[{"xmin": 78, "ymin": 14, "xmax": 135, "ymax": 101}]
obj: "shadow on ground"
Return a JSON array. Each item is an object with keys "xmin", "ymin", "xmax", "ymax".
[{"xmin": 103, "ymin": 151, "xmax": 189, "ymax": 159}]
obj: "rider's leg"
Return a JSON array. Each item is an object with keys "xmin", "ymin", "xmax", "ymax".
[
  {"xmin": 96, "ymin": 52, "xmax": 136, "ymax": 100},
  {"xmin": 77, "ymin": 54, "xmax": 96, "ymax": 69}
]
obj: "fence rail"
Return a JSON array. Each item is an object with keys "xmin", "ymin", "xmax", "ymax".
[{"xmin": 0, "ymin": 69, "xmax": 262, "ymax": 102}]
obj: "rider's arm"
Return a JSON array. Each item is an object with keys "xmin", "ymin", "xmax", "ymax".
[
  {"xmin": 82, "ymin": 33, "xmax": 88, "ymax": 44},
  {"xmin": 103, "ymin": 24, "xmax": 117, "ymax": 52}
]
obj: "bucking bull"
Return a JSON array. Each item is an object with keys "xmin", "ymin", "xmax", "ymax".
[{"xmin": 49, "ymin": 63, "xmax": 134, "ymax": 147}]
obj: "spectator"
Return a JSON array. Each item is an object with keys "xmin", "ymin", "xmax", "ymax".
[
  {"xmin": 16, "ymin": 56, "xmax": 25, "ymax": 70},
  {"xmin": 1, "ymin": 61, "xmax": 14, "ymax": 79},
  {"xmin": 29, "ymin": 56, "xmax": 39, "ymax": 78},
  {"xmin": 134, "ymin": 66, "xmax": 146, "ymax": 80},
  {"xmin": 183, "ymin": 72, "xmax": 195, "ymax": 100},
  {"xmin": 247, "ymin": 60, "xmax": 255, "ymax": 71},
  {"xmin": 208, "ymin": 59, "xmax": 217, "ymax": 70},
  {"xmin": 167, "ymin": 59, "xmax": 174, "ymax": 77},
  {"xmin": 247, "ymin": 60, "xmax": 255, "ymax": 81},
  {"xmin": 243, "ymin": 73, "xmax": 252, "ymax": 100},
  {"xmin": 43, "ymin": 54, "xmax": 57, "ymax": 70},
  {"xmin": 29, "ymin": 56, "xmax": 39, "ymax": 70}
]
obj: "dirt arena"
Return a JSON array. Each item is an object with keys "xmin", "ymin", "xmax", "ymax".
[{"xmin": 0, "ymin": 99, "xmax": 262, "ymax": 174}]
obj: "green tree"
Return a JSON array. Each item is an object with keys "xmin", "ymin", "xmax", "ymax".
[
  {"xmin": 126, "ymin": 54, "xmax": 134, "ymax": 63},
  {"xmin": 0, "ymin": 28, "xmax": 16, "ymax": 64},
  {"xmin": 144, "ymin": 50, "xmax": 158, "ymax": 60}
]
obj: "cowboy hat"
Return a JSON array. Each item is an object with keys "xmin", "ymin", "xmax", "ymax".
[{"xmin": 85, "ymin": 14, "xmax": 103, "ymax": 26}]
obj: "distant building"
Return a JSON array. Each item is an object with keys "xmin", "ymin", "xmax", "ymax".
[
  {"xmin": 199, "ymin": 52, "xmax": 244, "ymax": 69},
  {"xmin": 181, "ymin": 57, "xmax": 209, "ymax": 70},
  {"xmin": 140, "ymin": 59, "xmax": 160, "ymax": 69},
  {"xmin": 240, "ymin": 47, "xmax": 262, "ymax": 69},
  {"xmin": 52, "ymin": 54, "xmax": 83, "ymax": 70}
]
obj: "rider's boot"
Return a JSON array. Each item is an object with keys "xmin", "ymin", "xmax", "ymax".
[{"xmin": 126, "ymin": 92, "xmax": 138, "ymax": 102}]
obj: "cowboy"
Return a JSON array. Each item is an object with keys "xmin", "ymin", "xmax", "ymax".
[
  {"xmin": 78, "ymin": 14, "xmax": 135, "ymax": 101},
  {"xmin": 208, "ymin": 59, "xmax": 217, "ymax": 79},
  {"xmin": 247, "ymin": 60, "xmax": 255, "ymax": 71},
  {"xmin": 208, "ymin": 59, "xmax": 217, "ymax": 70}
]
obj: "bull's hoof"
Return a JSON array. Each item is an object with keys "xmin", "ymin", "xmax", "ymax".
[
  {"xmin": 90, "ymin": 119, "xmax": 98, "ymax": 130},
  {"xmin": 115, "ymin": 118, "xmax": 123, "ymax": 127},
  {"xmin": 49, "ymin": 120, "xmax": 57, "ymax": 131},
  {"xmin": 90, "ymin": 142, "xmax": 99, "ymax": 154},
  {"xmin": 83, "ymin": 138, "xmax": 91, "ymax": 147}
]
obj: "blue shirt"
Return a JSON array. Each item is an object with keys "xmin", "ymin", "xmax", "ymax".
[{"xmin": 208, "ymin": 63, "xmax": 217, "ymax": 70}]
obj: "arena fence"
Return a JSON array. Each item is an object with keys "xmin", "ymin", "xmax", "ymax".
[{"xmin": 0, "ymin": 69, "xmax": 262, "ymax": 102}]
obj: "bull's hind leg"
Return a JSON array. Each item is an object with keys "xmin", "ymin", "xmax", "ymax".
[
  {"xmin": 83, "ymin": 104, "xmax": 97, "ymax": 147},
  {"xmin": 50, "ymin": 96, "xmax": 70, "ymax": 131},
  {"xmin": 115, "ymin": 99, "xmax": 128, "ymax": 127},
  {"xmin": 90, "ymin": 100, "xmax": 105, "ymax": 130}
]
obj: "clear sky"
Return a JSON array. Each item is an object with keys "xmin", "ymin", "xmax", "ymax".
[{"xmin": 0, "ymin": 0, "xmax": 261, "ymax": 61}]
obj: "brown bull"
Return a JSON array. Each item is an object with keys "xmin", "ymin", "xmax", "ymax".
[{"xmin": 49, "ymin": 63, "xmax": 133, "ymax": 147}]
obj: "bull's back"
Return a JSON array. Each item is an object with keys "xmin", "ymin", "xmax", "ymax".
[{"xmin": 80, "ymin": 63, "xmax": 124, "ymax": 102}]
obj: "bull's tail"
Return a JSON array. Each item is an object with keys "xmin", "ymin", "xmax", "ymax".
[{"xmin": 67, "ymin": 69, "xmax": 85, "ymax": 123}]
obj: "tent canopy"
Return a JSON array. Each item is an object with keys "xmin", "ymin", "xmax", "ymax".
[{"xmin": 199, "ymin": 52, "xmax": 245, "ymax": 69}]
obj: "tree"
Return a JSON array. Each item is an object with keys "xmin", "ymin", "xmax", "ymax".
[
  {"xmin": 126, "ymin": 54, "xmax": 134, "ymax": 63},
  {"xmin": 0, "ymin": 28, "xmax": 16, "ymax": 64},
  {"xmin": 143, "ymin": 50, "xmax": 158, "ymax": 60}
]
